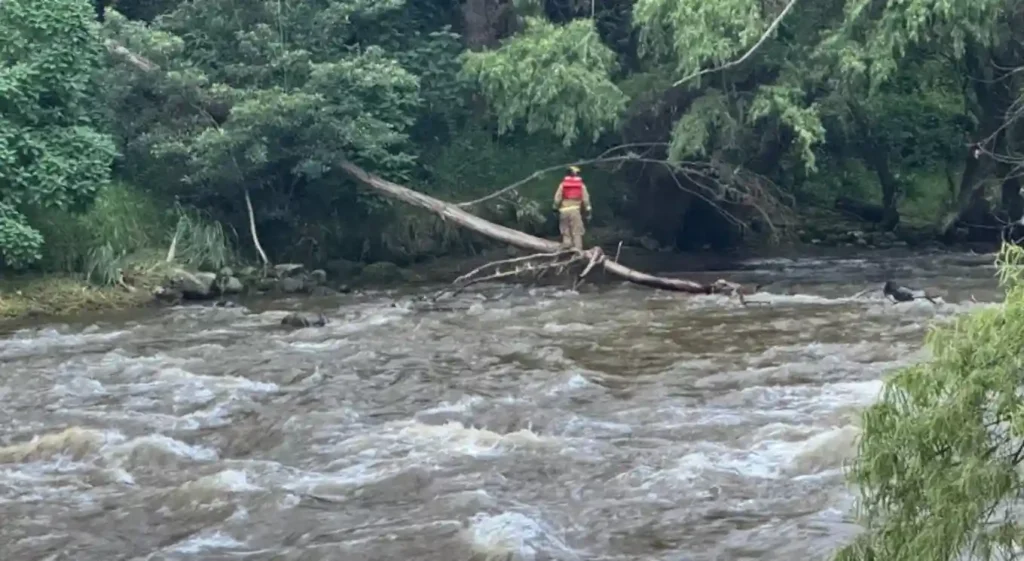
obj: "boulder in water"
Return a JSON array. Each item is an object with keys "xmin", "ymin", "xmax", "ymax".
[
  {"xmin": 221, "ymin": 276, "xmax": 245, "ymax": 294},
  {"xmin": 254, "ymin": 277, "xmax": 278, "ymax": 292},
  {"xmin": 309, "ymin": 269, "xmax": 328, "ymax": 285},
  {"xmin": 238, "ymin": 266, "xmax": 259, "ymax": 280},
  {"xmin": 279, "ymin": 276, "xmax": 306, "ymax": 294},
  {"xmin": 281, "ymin": 312, "xmax": 327, "ymax": 328},
  {"xmin": 274, "ymin": 263, "xmax": 305, "ymax": 278},
  {"xmin": 163, "ymin": 268, "xmax": 218, "ymax": 300},
  {"xmin": 360, "ymin": 261, "xmax": 407, "ymax": 283},
  {"xmin": 310, "ymin": 285, "xmax": 338, "ymax": 297}
]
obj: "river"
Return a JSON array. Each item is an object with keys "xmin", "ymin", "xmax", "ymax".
[{"xmin": 0, "ymin": 250, "xmax": 1003, "ymax": 561}]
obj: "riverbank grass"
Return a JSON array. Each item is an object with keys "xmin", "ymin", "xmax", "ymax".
[
  {"xmin": 1, "ymin": 181, "xmax": 242, "ymax": 321},
  {"xmin": 0, "ymin": 274, "xmax": 156, "ymax": 320}
]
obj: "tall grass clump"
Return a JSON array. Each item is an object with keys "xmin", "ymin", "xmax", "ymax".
[
  {"xmin": 32, "ymin": 183, "xmax": 239, "ymax": 286},
  {"xmin": 165, "ymin": 205, "xmax": 237, "ymax": 272}
]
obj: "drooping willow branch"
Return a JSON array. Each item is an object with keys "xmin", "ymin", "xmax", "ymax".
[{"xmin": 671, "ymin": 0, "xmax": 801, "ymax": 88}]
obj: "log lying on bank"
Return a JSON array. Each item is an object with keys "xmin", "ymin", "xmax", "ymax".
[{"xmin": 338, "ymin": 161, "xmax": 748, "ymax": 295}]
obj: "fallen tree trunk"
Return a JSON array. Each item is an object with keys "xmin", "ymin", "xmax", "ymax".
[{"xmin": 339, "ymin": 161, "xmax": 732, "ymax": 294}]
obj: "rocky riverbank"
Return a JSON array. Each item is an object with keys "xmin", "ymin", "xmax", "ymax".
[
  {"xmin": 0, "ymin": 257, "xmax": 453, "ymax": 322},
  {"xmin": 0, "ymin": 212, "xmax": 994, "ymax": 324}
]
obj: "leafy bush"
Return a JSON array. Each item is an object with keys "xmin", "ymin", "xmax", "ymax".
[
  {"xmin": 0, "ymin": 0, "xmax": 116, "ymax": 268},
  {"xmin": 837, "ymin": 244, "xmax": 1024, "ymax": 560}
]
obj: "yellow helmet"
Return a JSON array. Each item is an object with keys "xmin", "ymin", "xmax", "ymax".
[{"xmin": 568, "ymin": 165, "xmax": 581, "ymax": 174}]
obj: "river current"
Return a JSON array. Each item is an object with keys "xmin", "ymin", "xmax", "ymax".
[{"xmin": 0, "ymin": 250, "xmax": 1003, "ymax": 561}]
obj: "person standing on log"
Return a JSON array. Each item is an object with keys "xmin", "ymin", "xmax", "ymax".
[{"xmin": 553, "ymin": 166, "xmax": 592, "ymax": 250}]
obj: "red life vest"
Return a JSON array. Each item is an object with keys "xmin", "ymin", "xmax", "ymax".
[{"xmin": 560, "ymin": 176, "xmax": 583, "ymax": 200}]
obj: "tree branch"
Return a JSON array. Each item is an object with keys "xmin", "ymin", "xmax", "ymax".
[
  {"xmin": 434, "ymin": 250, "xmax": 587, "ymax": 299},
  {"xmin": 671, "ymin": 0, "xmax": 800, "ymax": 88},
  {"xmin": 105, "ymin": 40, "xmax": 159, "ymax": 73},
  {"xmin": 454, "ymin": 143, "xmax": 666, "ymax": 207},
  {"xmin": 454, "ymin": 144, "xmax": 792, "ymax": 236},
  {"xmin": 244, "ymin": 188, "xmax": 270, "ymax": 266}
]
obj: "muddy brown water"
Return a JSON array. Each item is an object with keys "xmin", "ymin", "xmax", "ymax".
[{"xmin": 0, "ymin": 250, "xmax": 1004, "ymax": 561}]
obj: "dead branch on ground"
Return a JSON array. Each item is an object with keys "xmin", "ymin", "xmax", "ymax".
[{"xmin": 432, "ymin": 250, "xmax": 588, "ymax": 299}]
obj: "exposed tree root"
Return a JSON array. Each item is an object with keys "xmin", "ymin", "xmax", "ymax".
[{"xmin": 432, "ymin": 250, "xmax": 586, "ymax": 299}]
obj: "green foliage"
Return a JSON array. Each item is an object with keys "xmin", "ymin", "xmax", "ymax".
[
  {"xmin": 633, "ymin": 0, "xmax": 766, "ymax": 79},
  {"xmin": 0, "ymin": 204, "xmax": 45, "ymax": 268},
  {"xmin": 750, "ymin": 83, "xmax": 826, "ymax": 170},
  {"xmin": 899, "ymin": 170, "xmax": 954, "ymax": 225},
  {"xmin": 149, "ymin": 0, "xmax": 424, "ymax": 184},
  {"xmin": 101, "ymin": 0, "xmax": 478, "ymax": 263},
  {"xmin": 167, "ymin": 208, "xmax": 236, "ymax": 272},
  {"xmin": 835, "ymin": 0, "xmax": 1007, "ymax": 87},
  {"xmin": 27, "ymin": 181, "xmax": 235, "ymax": 286},
  {"xmin": 33, "ymin": 181, "xmax": 167, "ymax": 275},
  {"xmin": 836, "ymin": 244, "xmax": 1024, "ymax": 561},
  {"xmin": 0, "ymin": 0, "xmax": 116, "ymax": 268},
  {"xmin": 461, "ymin": 17, "xmax": 628, "ymax": 145},
  {"xmin": 667, "ymin": 90, "xmax": 739, "ymax": 160}
]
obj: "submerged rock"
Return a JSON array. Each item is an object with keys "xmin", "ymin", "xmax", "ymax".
[
  {"xmin": 309, "ymin": 285, "xmax": 337, "ymax": 297},
  {"xmin": 360, "ymin": 261, "xmax": 406, "ymax": 283},
  {"xmin": 280, "ymin": 312, "xmax": 327, "ymax": 328},
  {"xmin": 152, "ymin": 285, "xmax": 181, "ymax": 303}
]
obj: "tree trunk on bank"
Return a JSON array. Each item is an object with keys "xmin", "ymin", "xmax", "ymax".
[
  {"xmin": 942, "ymin": 44, "xmax": 1019, "ymax": 240},
  {"xmin": 337, "ymin": 161, "xmax": 723, "ymax": 294},
  {"xmin": 941, "ymin": 152, "xmax": 989, "ymax": 239},
  {"xmin": 1000, "ymin": 125, "xmax": 1023, "ymax": 227},
  {"xmin": 848, "ymin": 101, "xmax": 901, "ymax": 231}
]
